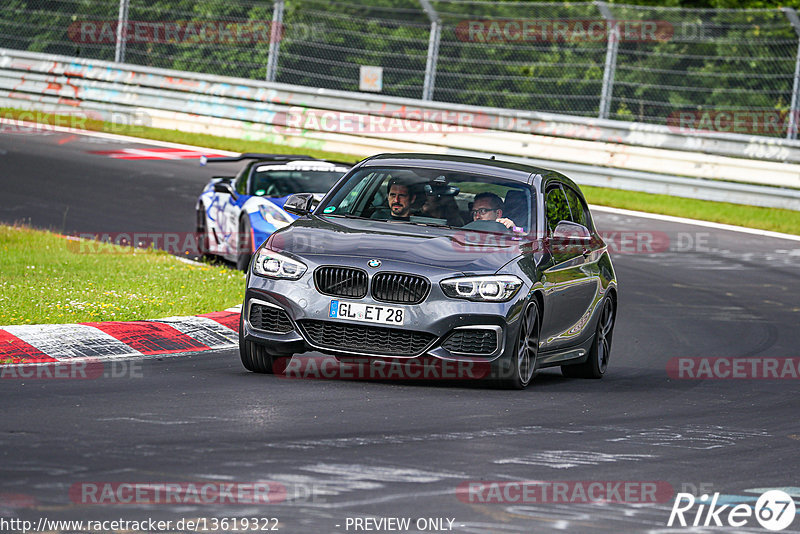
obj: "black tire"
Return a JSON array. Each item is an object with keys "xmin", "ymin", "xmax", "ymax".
[
  {"xmin": 562, "ymin": 296, "xmax": 615, "ymax": 379},
  {"xmin": 196, "ymin": 204, "xmax": 212, "ymax": 260},
  {"xmin": 500, "ymin": 301, "xmax": 540, "ymax": 390},
  {"xmin": 238, "ymin": 312, "xmax": 275, "ymax": 374},
  {"xmin": 236, "ymin": 216, "xmax": 252, "ymax": 271}
]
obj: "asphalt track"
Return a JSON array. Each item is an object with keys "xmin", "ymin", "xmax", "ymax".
[{"xmin": 1, "ymin": 130, "xmax": 800, "ymax": 533}]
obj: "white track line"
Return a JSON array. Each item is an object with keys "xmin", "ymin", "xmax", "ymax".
[{"xmin": 591, "ymin": 205, "xmax": 800, "ymax": 242}]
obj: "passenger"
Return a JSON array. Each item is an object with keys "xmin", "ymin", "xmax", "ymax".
[
  {"xmin": 420, "ymin": 192, "xmax": 464, "ymax": 226},
  {"xmin": 470, "ymin": 192, "xmax": 518, "ymax": 230}
]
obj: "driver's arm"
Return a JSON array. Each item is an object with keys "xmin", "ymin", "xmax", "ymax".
[{"xmin": 496, "ymin": 217, "xmax": 524, "ymax": 233}]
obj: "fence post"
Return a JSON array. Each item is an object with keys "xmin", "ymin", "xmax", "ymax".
[
  {"xmin": 782, "ymin": 8, "xmax": 800, "ymax": 140},
  {"xmin": 419, "ymin": 0, "xmax": 441, "ymax": 101},
  {"xmin": 266, "ymin": 0, "xmax": 285, "ymax": 82},
  {"xmin": 596, "ymin": 1, "xmax": 618, "ymax": 120},
  {"xmin": 114, "ymin": 0, "xmax": 129, "ymax": 63}
]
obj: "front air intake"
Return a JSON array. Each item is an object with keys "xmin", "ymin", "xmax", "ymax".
[
  {"xmin": 249, "ymin": 303, "xmax": 294, "ymax": 334},
  {"xmin": 298, "ymin": 320, "xmax": 436, "ymax": 357}
]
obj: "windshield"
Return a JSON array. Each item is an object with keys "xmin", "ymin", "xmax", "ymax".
[
  {"xmin": 318, "ymin": 166, "xmax": 535, "ymax": 234},
  {"xmin": 250, "ymin": 168, "xmax": 347, "ymax": 197}
]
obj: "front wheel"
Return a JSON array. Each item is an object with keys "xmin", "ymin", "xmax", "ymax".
[
  {"xmin": 500, "ymin": 301, "xmax": 540, "ymax": 389},
  {"xmin": 196, "ymin": 204, "xmax": 212, "ymax": 260},
  {"xmin": 562, "ymin": 296, "xmax": 615, "ymax": 379},
  {"xmin": 238, "ymin": 312, "xmax": 275, "ymax": 374}
]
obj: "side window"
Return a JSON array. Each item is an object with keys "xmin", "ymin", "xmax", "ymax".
[
  {"xmin": 545, "ymin": 185, "xmax": 570, "ymax": 234},
  {"xmin": 338, "ymin": 174, "xmax": 370, "ymax": 213},
  {"xmin": 322, "ymin": 170, "xmax": 386, "ymax": 217},
  {"xmin": 563, "ymin": 186, "xmax": 589, "ymax": 229}
]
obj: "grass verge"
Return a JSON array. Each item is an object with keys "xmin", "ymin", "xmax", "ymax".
[
  {"xmin": 4, "ymin": 107, "xmax": 799, "ymax": 236},
  {"xmin": 0, "ymin": 225, "xmax": 243, "ymax": 326}
]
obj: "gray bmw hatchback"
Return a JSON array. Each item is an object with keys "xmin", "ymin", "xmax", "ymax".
[{"xmin": 239, "ymin": 153, "xmax": 617, "ymax": 389}]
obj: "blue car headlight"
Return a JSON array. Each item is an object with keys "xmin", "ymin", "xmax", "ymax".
[
  {"xmin": 253, "ymin": 249, "xmax": 307, "ymax": 279},
  {"xmin": 440, "ymin": 275, "xmax": 523, "ymax": 302}
]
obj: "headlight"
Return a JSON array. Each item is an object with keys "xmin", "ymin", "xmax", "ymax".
[
  {"xmin": 258, "ymin": 203, "xmax": 294, "ymax": 227},
  {"xmin": 440, "ymin": 275, "xmax": 523, "ymax": 302},
  {"xmin": 253, "ymin": 249, "xmax": 307, "ymax": 279}
]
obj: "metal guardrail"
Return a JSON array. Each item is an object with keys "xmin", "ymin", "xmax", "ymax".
[
  {"xmin": 1, "ymin": 48, "xmax": 799, "ymax": 210},
  {"xmin": 3, "ymin": 48, "xmax": 800, "ymax": 164}
]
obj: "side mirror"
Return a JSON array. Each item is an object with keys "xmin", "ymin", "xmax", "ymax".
[
  {"xmin": 213, "ymin": 181, "xmax": 237, "ymax": 199},
  {"xmin": 552, "ymin": 221, "xmax": 593, "ymax": 257},
  {"xmin": 284, "ymin": 193, "xmax": 315, "ymax": 216},
  {"xmin": 552, "ymin": 221, "xmax": 591, "ymax": 240}
]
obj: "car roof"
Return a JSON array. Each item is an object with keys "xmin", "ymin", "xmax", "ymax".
[{"xmin": 361, "ymin": 153, "xmax": 553, "ymax": 183}]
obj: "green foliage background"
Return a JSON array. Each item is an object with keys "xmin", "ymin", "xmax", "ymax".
[{"xmin": 2, "ymin": 0, "xmax": 800, "ymax": 132}]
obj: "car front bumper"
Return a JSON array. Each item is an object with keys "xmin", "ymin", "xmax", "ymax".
[{"xmin": 241, "ymin": 274, "xmax": 528, "ymax": 368}]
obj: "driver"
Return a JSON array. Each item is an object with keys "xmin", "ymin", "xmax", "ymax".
[
  {"xmin": 372, "ymin": 178, "xmax": 416, "ymax": 221},
  {"xmin": 470, "ymin": 192, "xmax": 517, "ymax": 230}
]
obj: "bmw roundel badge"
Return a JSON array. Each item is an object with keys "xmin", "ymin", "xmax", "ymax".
[{"xmin": 368, "ymin": 259, "xmax": 381, "ymax": 268}]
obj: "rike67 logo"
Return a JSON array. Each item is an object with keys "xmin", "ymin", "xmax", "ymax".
[{"xmin": 668, "ymin": 490, "xmax": 796, "ymax": 531}]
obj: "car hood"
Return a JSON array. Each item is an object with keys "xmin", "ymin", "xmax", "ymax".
[{"xmin": 266, "ymin": 216, "xmax": 532, "ymax": 274}]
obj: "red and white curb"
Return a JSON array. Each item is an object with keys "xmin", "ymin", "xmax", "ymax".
[{"xmin": 0, "ymin": 306, "xmax": 241, "ymax": 365}]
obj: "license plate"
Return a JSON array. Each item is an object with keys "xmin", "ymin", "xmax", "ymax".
[{"xmin": 329, "ymin": 300, "xmax": 405, "ymax": 326}]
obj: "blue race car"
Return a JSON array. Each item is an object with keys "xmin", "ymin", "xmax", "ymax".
[{"xmin": 196, "ymin": 154, "xmax": 351, "ymax": 269}]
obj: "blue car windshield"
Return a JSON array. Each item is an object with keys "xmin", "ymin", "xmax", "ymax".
[
  {"xmin": 318, "ymin": 167, "xmax": 535, "ymax": 234},
  {"xmin": 250, "ymin": 170, "xmax": 345, "ymax": 197}
]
